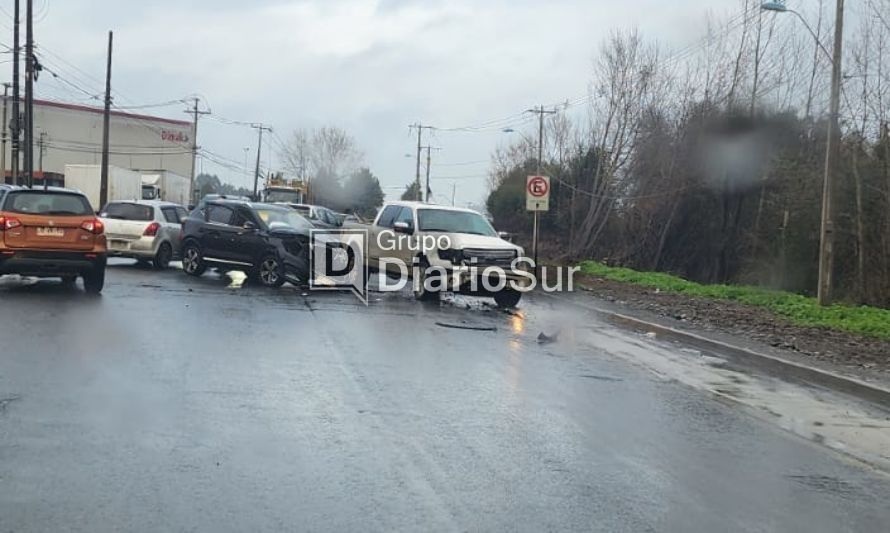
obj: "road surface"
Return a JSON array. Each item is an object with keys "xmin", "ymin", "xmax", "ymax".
[{"xmin": 1, "ymin": 262, "xmax": 889, "ymax": 532}]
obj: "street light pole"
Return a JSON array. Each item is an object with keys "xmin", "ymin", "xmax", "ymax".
[{"xmin": 762, "ymin": 0, "xmax": 843, "ymax": 305}]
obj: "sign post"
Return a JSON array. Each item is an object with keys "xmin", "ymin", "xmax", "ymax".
[{"xmin": 526, "ymin": 175, "xmax": 550, "ymax": 273}]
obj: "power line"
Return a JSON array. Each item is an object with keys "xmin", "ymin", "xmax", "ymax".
[{"xmin": 435, "ymin": 159, "xmax": 489, "ymax": 167}]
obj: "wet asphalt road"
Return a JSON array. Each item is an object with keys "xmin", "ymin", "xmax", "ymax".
[{"xmin": 2, "ymin": 262, "xmax": 890, "ymax": 532}]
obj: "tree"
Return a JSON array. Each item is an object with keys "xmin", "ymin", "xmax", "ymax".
[
  {"xmin": 281, "ymin": 126, "xmax": 363, "ymax": 208},
  {"xmin": 342, "ymin": 167, "xmax": 384, "ymax": 218},
  {"xmin": 400, "ymin": 182, "xmax": 421, "ymax": 201},
  {"xmin": 195, "ymin": 173, "xmax": 221, "ymax": 199}
]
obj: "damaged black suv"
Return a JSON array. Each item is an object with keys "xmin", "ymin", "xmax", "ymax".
[{"xmin": 180, "ymin": 199, "xmax": 312, "ymax": 287}]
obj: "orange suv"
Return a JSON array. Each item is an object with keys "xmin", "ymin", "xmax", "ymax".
[{"xmin": 0, "ymin": 186, "xmax": 107, "ymax": 293}]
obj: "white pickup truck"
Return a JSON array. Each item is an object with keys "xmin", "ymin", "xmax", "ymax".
[{"xmin": 359, "ymin": 201, "xmax": 531, "ymax": 306}]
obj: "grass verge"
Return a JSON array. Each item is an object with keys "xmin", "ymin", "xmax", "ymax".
[{"xmin": 579, "ymin": 261, "xmax": 890, "ymax": 340}]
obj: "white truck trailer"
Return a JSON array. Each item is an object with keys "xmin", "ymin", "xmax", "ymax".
[
  {"xmin": 63, "ymin": 164, "xmax": 143, "ymax": 212},
  {"xmin": 140, "ymin": 171, "xmax": 190, "ymax": 205}
]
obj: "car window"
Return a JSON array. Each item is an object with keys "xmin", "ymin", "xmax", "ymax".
[
  {"xmin": 161, "ymin": 207, "xmax": 180, "ymax": 224},
  {"xmin": 377, "ymin": 205, "xmax": 401, "ymax": 228},
  {"xmin": 256, "ymin": 208, "xmax": 313, "ymax": 230},
  {"xmin": 102, "ymin": 202, "xmax": 154, "ymax": 221},
  {"xmin": 4, "ymin": 191, "xmax": 93, "ymax": 215},
  {"xmin": 207, "ymin": 205, "xmax": 235, "ymax": 225},
  {"xmin": 417, "ymin": 209, "xmax": 497, "ymax": 236},
  {"xmin": 231, "ymin": 209, "xmax": 254, "ymax": 228},
  {"xmin": 175, "ymin": 207, "xmax": 189, "ymax": 221},
  {"xmin": 394, "ymin": 206, "xmax": 414, "ymax": 227}
]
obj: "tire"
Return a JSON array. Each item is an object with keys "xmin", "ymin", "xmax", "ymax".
[
  {"xmin": 494, "ymin": 288, "xmax": 522, "ymax": 308},
  {"xmin": 152, "ymin": 242, "xmax": 173, "ymax": 270},
  {"xmin": 257, "ymin": 254, "xmax": 286, "ymax": 288},
  {"xmin": 83, "ymin": 268, "xmax": 105, "ymax": 294},
  {"xmin": 413, "ymin": 258, "xmax": 440, "ymax": 302},
  {"xmin": 181, "ymin": 241, "xmax": 206, "ymax": 277}
]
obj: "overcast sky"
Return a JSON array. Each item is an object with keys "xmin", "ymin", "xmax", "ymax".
[{"xmin": 19, "ymin": 0, "xmax": 742, "ymax": 207}]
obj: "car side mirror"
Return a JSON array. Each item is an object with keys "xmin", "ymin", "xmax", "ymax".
[
  {"xmin": 393, "ymin": 221, "xmax": 413, "ymax": 234},
  {"xmin": 242, "ymin": 221, "xmax": 258, "ymax": 231},
  {"xmin": 498, "ymin": 231, "xmax": 512, "ymax": 241}
]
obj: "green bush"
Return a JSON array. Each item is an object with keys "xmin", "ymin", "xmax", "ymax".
[{"xmin": 579, "ymin": 261, "xmax": 890, "ymax": 340}]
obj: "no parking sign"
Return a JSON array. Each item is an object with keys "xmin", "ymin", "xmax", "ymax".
[{"xmin": 526, "ymin": 175, "xmax": 550, "ymax": 212}]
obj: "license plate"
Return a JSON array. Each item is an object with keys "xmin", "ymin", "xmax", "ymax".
[
  {"xmin": 36, "ymin": 227, "xmax": 65, "ymax": 237},
  {"xmin": 109, "ymin": 240, "xmax": 129, "ymax": 249}
]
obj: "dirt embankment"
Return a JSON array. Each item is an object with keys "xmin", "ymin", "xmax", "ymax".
[{"xmin": 576, "ymin": 274, "xmax": 890, "ymax": 376}]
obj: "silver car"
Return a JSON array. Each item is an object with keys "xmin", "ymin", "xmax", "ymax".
[{"xmin": 100, "ymin": 200, "xmax": 189, "ymax": 269}]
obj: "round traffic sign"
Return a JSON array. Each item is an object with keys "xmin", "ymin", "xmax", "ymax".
[{"xmin": 527, "ymin": 176, "xmax": 549, "ymax": 197}]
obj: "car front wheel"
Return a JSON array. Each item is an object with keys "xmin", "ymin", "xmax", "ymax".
[
  {"xmin": 258, "ymin": 255, "xmax": 286, "ymax": 287},
  {"xmin": 413, "ymin": 258, "xmax": 440, "ymax": 302},
  {"xmin": 493, "ymin": 288, "xmax": 522, "ymax": 308},
  {"xmin": 182, "ymin": 242, "xmax": 206, "ymax": 277}
]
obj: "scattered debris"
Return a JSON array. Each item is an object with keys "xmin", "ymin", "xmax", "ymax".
[
  {"xmin": 645, "ymin": 331, "xmax": 657, "ymax": 338},
  {"xmin": 226, "ymin": 271, "xmax": 247, "ymax": 289},
  {"xmin": 435, "ymin": 321, "xmax": 497, "ymax": 332},
  {"xmin": 0, "ymin": 395, "xmax": 22, "ymax": 413},
  {"xmin": 578, "ymin": 374, "xmax": 623, "ymax": 382},
  {"xmin": 537, "ymin": 331, "xmax": 559, "ymax": 344}
]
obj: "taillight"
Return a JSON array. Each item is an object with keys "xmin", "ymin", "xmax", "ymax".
[
  {"xmin": 80, "ymin": 219, "xmax": 105, "ymax": 235},
  {"xmin": 0, "ymin": 216, "xmax": 22, "ymax": 230},
  {"xmin": 143, "ymin": 222, "xmax": 161, "ymax": 237}
]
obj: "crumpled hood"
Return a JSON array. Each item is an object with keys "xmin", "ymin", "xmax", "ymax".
[{"xmin": 431, "ymin": 232, "xmax": 522, "ymax": 253}]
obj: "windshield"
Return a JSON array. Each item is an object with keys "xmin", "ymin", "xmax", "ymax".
[
  {"xmin": 101, "ymin": 202, "xmax": 154, "ymax": 221},
  {"xmin": 417, "ymin": 208, "xmax": 497, "ymax": 236},
  {"xmin": 141, "ymin": 186, "xmax": 159, "ymax": 200},
  {"xmin": 255, "ymin": 208, "xmax": 312, "ymax": 230},
  {"xmin": 265, "ymin": 190, "xmax": 302, "ymax": 203},
  {"xmin": 3, "ymin": 191, "xmax": 93, "ymax": 215}
]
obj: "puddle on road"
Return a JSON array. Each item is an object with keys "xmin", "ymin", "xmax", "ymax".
[{"xmin": 570, "ymin": 326, "xmax": 890, "ymax": 472}]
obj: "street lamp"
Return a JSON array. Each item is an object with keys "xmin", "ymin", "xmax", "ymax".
[
  {"xmin": 762, "ymin": 0, "xmax": 844, "ymax": 306},
  {"xmin": 760, "ymin": 1, "xmax": 787, "ymax": 11}
]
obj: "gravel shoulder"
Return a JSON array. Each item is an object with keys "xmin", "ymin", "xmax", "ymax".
[{"xmin": 574, "ymin": 273, "xmax": 890, "ymax": 384}]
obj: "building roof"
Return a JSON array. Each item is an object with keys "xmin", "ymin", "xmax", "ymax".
[{"xmin": 2, "ymin": 97, "xmax": 193, "ymax": 128}]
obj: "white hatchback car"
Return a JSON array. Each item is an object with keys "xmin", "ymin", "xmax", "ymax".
[{"xmin": 100, "ymin": 200, "xmax": 189, "ymax": 269}]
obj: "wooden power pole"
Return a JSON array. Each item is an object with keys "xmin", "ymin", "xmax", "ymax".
[
  {"xmin": 99, "ymin": 31, "xmax": 113, "ymax": 209},
  {"xmin": 251, "ymin": 123, "xmax": 272, "ymax": 200},
  {"xmin": 817, "ymin": 0, "xmax": 844, "ymax": 305},
  {"xmin": 23, "ymin": 0, "xmax": 33, "ymax": 187},
  {"xmin": 11, "ymin": 0, "xmax": 20, "ymax": 185},
  {"xmin": 187, "ymin": 97, "xmax": 209, "ymax": 205}
]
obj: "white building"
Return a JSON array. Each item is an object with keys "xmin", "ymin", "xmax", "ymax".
[{"xmin": 2, "ymin": 98, "xmax": 194, "ymax": 185}]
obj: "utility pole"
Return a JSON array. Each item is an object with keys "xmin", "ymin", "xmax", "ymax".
[
  {"xmin": 37, "ymin": 130, "xmax": 45, "ymax": 173},
  {"xmin": 409, "ymin": 123, "xmax": 434, "ymax": 201},
  {"xmin": 99, "ymin": 31, "xmax": 113, "ymax": 209},
  {"xmin": 2, "ymin": 83, "xmax": 9, "ymax": 181},
  {"xmin": 251, "ymin": 123, "xmax": 272, "ymax": 200},
  {"xmin": 420, "ymin": 145, "xmax": 440, "ymax": 203},
  {"xmin": 425, "ymin": 146, "xmax": 431, "ymax": 203},
  {"xmin": 187, "ymin": 97, "xmax": 209, "ymax": 205},
  {"xmin": 816, "ymin": 0, "xmax": 844, "ymax": 305},
  {"xmin": 451, "ymin": 182, "xmax": 456, "ymax": 207},
  {"xmin": 23, "ymin": 0, "xmax": 33, "ymax": 188},
  {"xmin": 11, "ymin": 0, "xmax": 20, "ymax": 185},
  {"xmin": 526, "ymin": 105, "xmax": 557, "ymax": 274}
]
